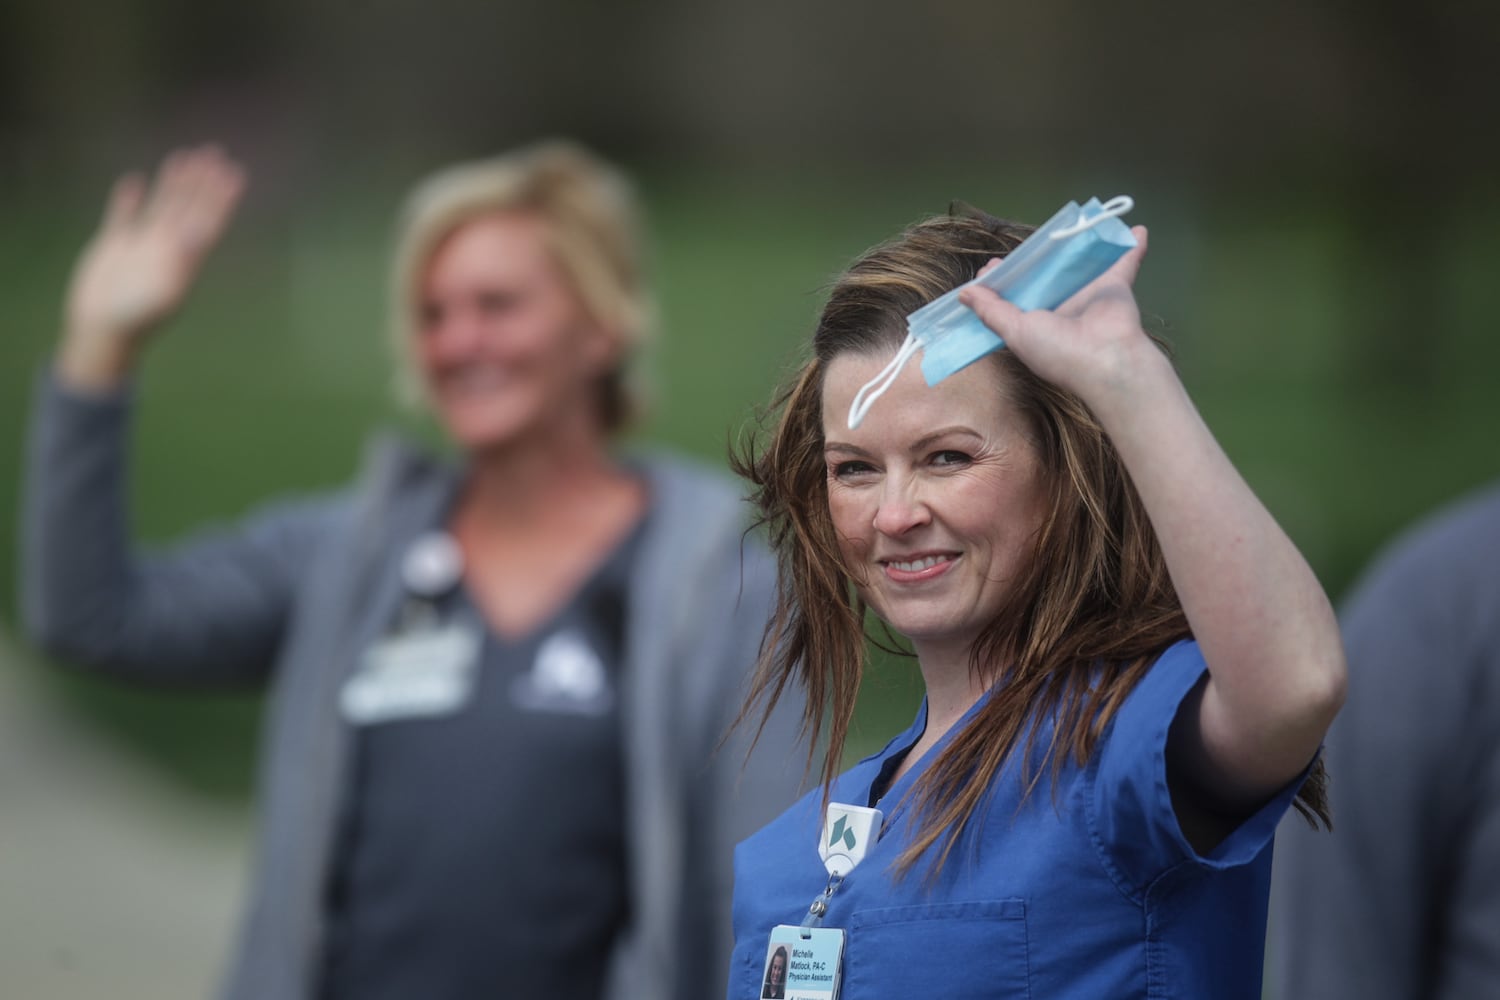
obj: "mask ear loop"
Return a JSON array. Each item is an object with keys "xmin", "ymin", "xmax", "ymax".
[
  {"xmin": 1048, "ymin": 195, "xmax": 1134, "ymax": 240},
  {"xmin": 847, "ymin": 333, "xmax": 921, "ymax": 429}
]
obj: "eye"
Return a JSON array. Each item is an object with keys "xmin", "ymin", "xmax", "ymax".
[
  {"xmin": 931, "ymin": 450, "xmax": 973, "ymax": 468},
  {"xmin": 417, "ymin": 303, "xmax": 443, "ymax": 334},
  {"xmin": 477, "ymin": 290, "xmax": 520, "ymax": 315},
  {"xmin": 830, "ymin": 459, "xmax": 876, "ymax": 480}
]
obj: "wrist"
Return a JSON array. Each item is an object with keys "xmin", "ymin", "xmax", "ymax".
[
  {"xmin": 55, "ymin": 327, "xmax": 141, "ymax": 392},
  {"xmin": 1082, "ymin": 338, "xmax": 1182, "ymax": 430}
]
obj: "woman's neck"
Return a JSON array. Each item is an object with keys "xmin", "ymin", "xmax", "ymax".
[
  {"xmin": 916, "ymin": 639, "xmax": 994, "ymax": 736},
  {"xmin": 454, "ymin": 396, "xmax": 628, "ymax": 518},
  {"xmin": 445, "ymin": 416, "xmax": 646, "ymax": 638},
  {"xmin": 461, "ymin": 429, "xmax": 620, "ymax": 523},
  {"xmin": 888, "ymin": 638, "xmax": 995, "ymax": 785}
]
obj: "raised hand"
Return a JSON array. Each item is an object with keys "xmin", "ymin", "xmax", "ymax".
[
  {"xmin": 958, "ymin": 226, "xmax": 1164, "ymax": 414},
  {"xmin": 57, "ymin": 145, "xmax": 245, "ymax": 390},
  {"xmin": 969, "ymin": 222, "xmax": 1345, "ymax": 814}
]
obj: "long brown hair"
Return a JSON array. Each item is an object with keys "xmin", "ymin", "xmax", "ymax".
[{"xmin": 734, "ymin": 209, "xmax": 1330, "ymax": 879}]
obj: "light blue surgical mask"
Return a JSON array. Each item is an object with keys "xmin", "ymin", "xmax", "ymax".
[{"xmin": 846, "ymin": 196, "xmax": 1136, "ymax": 429}]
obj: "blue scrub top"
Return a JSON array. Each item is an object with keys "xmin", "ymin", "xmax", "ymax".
[{"xmin": 728, "ymin": 640, "xmax": 1305, "ymax": 999}]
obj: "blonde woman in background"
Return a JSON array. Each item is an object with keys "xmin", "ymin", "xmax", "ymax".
[{"xmin": 22, "ymin": 141, "xmax": 803, "ymax": 1000}]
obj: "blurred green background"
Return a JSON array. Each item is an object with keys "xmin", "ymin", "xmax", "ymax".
[
  {"xmin": 13, "ymin": 160, "xmax": 1493, "ymax": 796},
  {"xmin": 7, "ymin": 173, "xmax": 1500, "ymax": 795},
  {"xmin": 1, "ymin": 1, "xmax": 1497, "ymax": 994}
]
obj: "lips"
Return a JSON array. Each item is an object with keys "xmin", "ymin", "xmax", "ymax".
[
  {"xmin": 880, "ymin": 552, "xmax": 958, "ymax": 582},
  {"xmin": 437, "ymin": 366, "xmax": 511, "ymax": 396}
]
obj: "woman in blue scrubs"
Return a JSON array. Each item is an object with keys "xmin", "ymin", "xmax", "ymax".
[{"xmin": 728, "ymin": 209, "xmax": 1346, "ymax": 998}]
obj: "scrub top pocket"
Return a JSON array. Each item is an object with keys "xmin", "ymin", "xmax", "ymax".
[{"xmin": 843, "ymin": 898, "xmax": 1030, "ymax": 998}]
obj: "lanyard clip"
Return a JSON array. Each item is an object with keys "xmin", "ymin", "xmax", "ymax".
[
  {"xmin": 799, "ymin": 802, "xmax": 882, "ymax": 938},
  {"xmin": 800, "ymin": 873, "xmax": 844, "ymax": 937}
]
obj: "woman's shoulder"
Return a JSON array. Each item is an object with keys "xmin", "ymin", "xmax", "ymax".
[
  {"xmin": 632, "ymin": 449, "xmax": 748, "ymax": 513},
  {"xmin": 352, "ymin": 428, "xmax": 457, "ymax": 494},
  {"xmin": 1113, "ymin": 638, "xmax": 1204, "ymax": 715},
  {"xmin": 630, "ymin": 448, "xmax": 772, "ymax": 572}
]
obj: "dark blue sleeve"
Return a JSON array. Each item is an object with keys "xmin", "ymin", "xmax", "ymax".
[{"xmin": 1088, "ymin": 639, "xmax": 1309, "ymax": 894}]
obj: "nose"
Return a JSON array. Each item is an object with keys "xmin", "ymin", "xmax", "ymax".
[
  {"xmin": 423, "ymin": 308, "xmax": 485, "ymax": 363},
  {"xmin": 871, "ymin": 473, "xmax": 929, "ymax": 537}
]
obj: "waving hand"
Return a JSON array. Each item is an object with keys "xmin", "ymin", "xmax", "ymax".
[{"xmin": 58, "ymin": 145, "xmax": 245, "ymax": 390}]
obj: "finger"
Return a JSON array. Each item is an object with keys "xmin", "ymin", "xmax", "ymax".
[
  {"xmin": 143, "ymin": 149, "xmax": 191, "ymax": 225},
  {"xmin": 958, "ymin": 284, "xmax": 1025, "ymax": 339},
  {"xmin": 101, "ymin": 173, "xmax": 145, "ymax": 231},
  {"xmin": 192, "ymin": 158, "xmax": 247, "ymax": 248},
  {"xmin": 1047, "ymin": 226, "xmax": 1149, "ymax": 318},
  {"xmin": 193, "ymin": 147, "xmax": 244, "ymax": 215},
  {"xmin": 206, "ymin": 158, "xmax": 247, "ymax": 219},
  {"xmin": 1109, "ymin": 225, "xmax": 1149, "ymax": 289},
  {"xmin": 163, "ymin": 146, "xmax": 219, "ymax": 227},
  {"xmin": 159, "ymin": 146, "xmax": 242, "ymax": 250},
  {"xmin": 976, "ymin": 256, "xmax": 1003, "ymax": 279}
]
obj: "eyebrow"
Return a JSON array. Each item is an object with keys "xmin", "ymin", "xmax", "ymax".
[{"xmin": 825, "ymin": 425, "xmax": 984, "ymax": 456}]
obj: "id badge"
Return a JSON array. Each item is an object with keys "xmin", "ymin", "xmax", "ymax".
[
  {"xmin": 762, "ymin": 925, "xmax": 844, "ymax": 1000},
  {"xmin": 341, "ymin": 623, "xmax": 480, "ymax": 725}
]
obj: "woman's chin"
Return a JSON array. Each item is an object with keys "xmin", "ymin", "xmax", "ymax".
[{"xmin": 436, "ymin": 404, "xmax": 537, "ymax": 453}]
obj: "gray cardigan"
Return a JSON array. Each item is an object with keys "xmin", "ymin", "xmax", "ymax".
[{"xmin": 21, "ymin": 377, "xmax": 807, "ymax": 1000}]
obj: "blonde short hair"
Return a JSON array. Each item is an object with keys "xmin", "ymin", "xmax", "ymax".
[{"xmin": 389, "ymin": 139, "xmax": 654, "ymax": 432}]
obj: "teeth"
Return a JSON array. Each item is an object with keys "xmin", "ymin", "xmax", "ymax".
[
  {"xmin": 890, "ymin": 555, "xmax": 948, "ymax": 572},
  {"xmin": 446, "ymin": 369, "xmax": 507, "ymax": 392}
]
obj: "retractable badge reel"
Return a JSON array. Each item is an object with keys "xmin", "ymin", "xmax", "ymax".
[
  {"xmin": 761, "ymin": 803, "xmax": 881, "ymax": 999},
  {"xmin": 340, "ymin": 532, "xmax": 481, "ymax": 726},
  {"xmin": 847, "ymin": 195, "xmax": 1137, "ymax": 430}
]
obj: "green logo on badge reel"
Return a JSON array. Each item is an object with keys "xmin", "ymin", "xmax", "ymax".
[
  {"xmin": 819, "ymin": 803, "xmax": 880, "ymax": 878},
  {"xmin": 828, "ymin": 815, "xmax": 857, "ymax": 851}
]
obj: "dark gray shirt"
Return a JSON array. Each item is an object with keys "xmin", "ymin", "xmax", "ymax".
[{"xmin": 321, "ymin": 523, "xmax": 643, "ymax": 1000}]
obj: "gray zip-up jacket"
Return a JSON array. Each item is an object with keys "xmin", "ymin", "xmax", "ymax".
[{"xmin": 21, "ymin": 376, "xmax": 807, "ymax": 1000}]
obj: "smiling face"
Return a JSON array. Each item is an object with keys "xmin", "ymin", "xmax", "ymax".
[
  {"xmin": 821, "ymin": 350, "xmax": 1051, "ymax": 661},
  {"xmin": 414, "ymin": 211, "xmax": 617, "ymax": 452}
]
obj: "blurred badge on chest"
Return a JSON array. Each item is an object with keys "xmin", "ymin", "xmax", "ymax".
[
  {"xmin": 511, "ymin": 628, "xmax": 615, "ymax": 716},
  {"xmin": 341, "ymin": 623, "xmax": 481, "ymax": 725},
  {"xmin": 762, "ymin": 925, "xmax": 843, "ymax": 1000}
]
